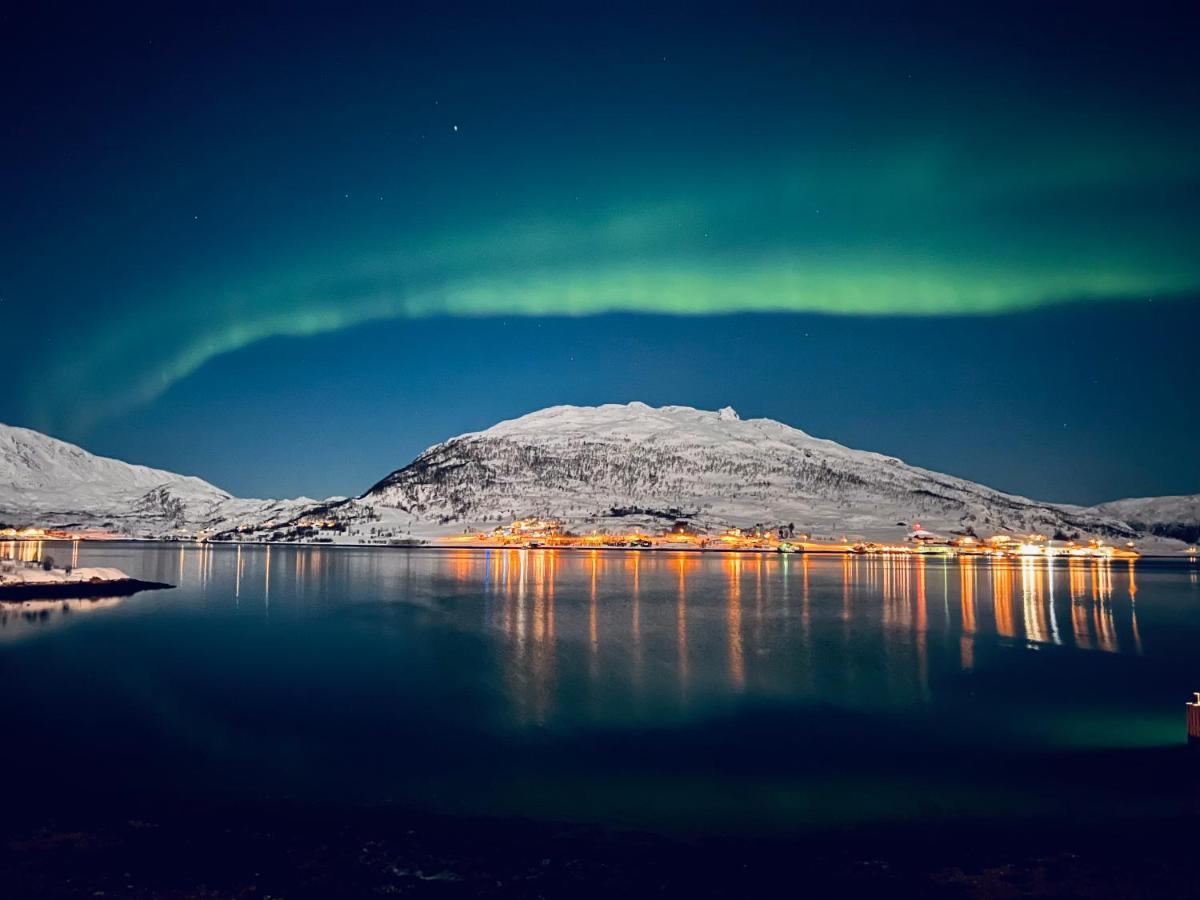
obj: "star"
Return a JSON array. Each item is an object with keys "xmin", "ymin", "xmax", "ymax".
[{"xmin": 452, "ymin": 125, "xmax": 459, "ymax": 132}]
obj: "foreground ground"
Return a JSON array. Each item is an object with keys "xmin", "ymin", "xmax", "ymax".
[{"xmin": 5, "ymin": 802, "xmax": 1200, "ymax": 899}]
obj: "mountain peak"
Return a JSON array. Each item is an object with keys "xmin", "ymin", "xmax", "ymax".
[
  {"xmin": 352, "ymin": 401, "xmax": 1147, "ymax": 544},
  {"xmin": 0, "ymin": 420, "xmax": 314, "ymax": 537},
  {"xmin": 466, "ymin": 403, "xmax": 772, "ymax": 446},
  {"xmin": 0, "ymin": 421, "xmax": 227, "ymax": 500}
]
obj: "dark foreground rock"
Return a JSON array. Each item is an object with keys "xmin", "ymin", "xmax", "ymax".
[
  {"xmin": 4, "ymin": 802, "xmax": 1200, "ymax": 899},
  {"xmin": 0, "ymin": 579, "xmax": 173, "ymax": 601}
]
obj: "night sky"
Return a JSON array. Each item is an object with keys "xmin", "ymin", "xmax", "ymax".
[{"xmin": 2, "ymin": 2, "xmax": 1197, "ymax": 504}]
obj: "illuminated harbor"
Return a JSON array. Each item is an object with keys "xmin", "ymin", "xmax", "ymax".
[
  {"xmin": 2, "ymin": 518, "xmax": 1149, "ymax": 559},
  {"xmin": 431, "ymin": 518, "xmax": 1143, "ymax": 560}
]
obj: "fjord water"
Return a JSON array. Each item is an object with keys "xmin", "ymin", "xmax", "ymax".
[{"xmin": 3, "ymin": 541, "xmax": 1199, "ymax": 833}]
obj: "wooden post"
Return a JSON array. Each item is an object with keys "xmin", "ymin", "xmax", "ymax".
[{"xmin": 1188, "ymin": 693, "xmax": 1200, "ymax": 746}]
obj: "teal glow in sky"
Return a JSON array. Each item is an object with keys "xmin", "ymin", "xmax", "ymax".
[
  {"xmin": 27, "ymin": 119, "xmax": 1200, "ymax": 431},
  {"xmin": 2, "ymin": 2, "xmax": 1197, "ymax": 500}
]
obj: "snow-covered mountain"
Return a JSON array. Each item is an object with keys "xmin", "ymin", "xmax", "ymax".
[
  {"xmin": 1089, "ymin": 495, "xmax": 1200, "ymax": 544},
  {"xmin": 0, "ymin": 422, "xmax": 313, "ymax": 537},
  {"xmin": 5, "ymin": 407, "xmax": 1194, "ymax": 548},
  {"xmin": 251, "ymin": 403, "xmax": 1158, "ymax": 544}
]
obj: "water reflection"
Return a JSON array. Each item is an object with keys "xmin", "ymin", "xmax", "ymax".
[
  {"xmin": 0, "ymin": 543, "xmax": 1158, "ymax": 716},
  {"xmin": 675, "ymin": 554, "xmax": 689, "ymax": 696},
  {"xmin": 1, "ymin": 539, "xmax": 46, "ymax": 563},
  {"xmin": 0, "ymin": 595, "xmax": 128, "ymax": 642},
  {"xmin": 960, "ymin": 555, "xmax": 977, "ymax": 670},
  {"xmin": 725, "ymin": 554, "xmax": 745, "ymax": 690},
  {"xmin": 439, "ymin": 550, "xmax": 1151, "ymax": 720}
]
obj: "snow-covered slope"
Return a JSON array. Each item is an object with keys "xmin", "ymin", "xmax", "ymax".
[
  {"xmin": 0, "ymin": 422, "xmax": 313, "ymax": 537},
  {"xmin": 282, "ymin": 403, "xmax": 1147, "ymax": 542},
  {"xmin": 1089, "ymin": 495, "xmax": 1200, "ymax": 544},
  {"xmin": 6, "ymin": 408, "xmax": 1192, "ymax": 547}
]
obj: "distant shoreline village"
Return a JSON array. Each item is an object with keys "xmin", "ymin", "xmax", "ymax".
[{"xmin": 4, "ymin": 404, "xmax": 1197, "ymax": 558}]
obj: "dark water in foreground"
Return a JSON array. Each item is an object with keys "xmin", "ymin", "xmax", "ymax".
[{"xmin": 3, "ymin": 541, "xmax": 1200, "ymax": 834}]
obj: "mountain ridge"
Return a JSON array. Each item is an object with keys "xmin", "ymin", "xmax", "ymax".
[
  {"xmin": 1091, "ymin": 494, "xmax": 1200, "ymax": 544},
  {"xmin": 1, "ymin": 408, "xmax": 1195, "ymax": 548},
  {"xmin": 314, "ymin": 403, "xmax": 1172, "ymax": 545},
  {"xmin": 0, "ymin": 421, "xmax": 314, "ymax": 537}
]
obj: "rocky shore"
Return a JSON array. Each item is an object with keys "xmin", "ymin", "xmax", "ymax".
[{"xmin": 0, "ymin": 561, "xmax": 172, "ymax": 600}]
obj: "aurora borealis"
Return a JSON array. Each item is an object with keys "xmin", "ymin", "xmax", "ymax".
[{"xmin": 2, "ymin": 2, "xmax": 1198, "ymax": 501}]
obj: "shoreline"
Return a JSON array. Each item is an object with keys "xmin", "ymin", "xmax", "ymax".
[
  {"xmin": 5, "ymin": 535, "xmax": 1191, "ymax": 559},
  {"xmin": 0, "ymin": 578, "xmax": 173, "ymax": 602},
  {"xmin": 5, "ymin": 797, "xmax": 1200, "ymax": 898}
]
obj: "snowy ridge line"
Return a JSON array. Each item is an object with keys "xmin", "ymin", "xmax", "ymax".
[
  {"xmin": 2, "ymin": 406, "xmax": 1195, "ymax": 548},
  {"xmin": 233, "ymin": 404, "xmax": 1191, "ymax": 549},
  {"xmin": 0, "ymin": 421, "xmax": 316, "ymax": 538}
]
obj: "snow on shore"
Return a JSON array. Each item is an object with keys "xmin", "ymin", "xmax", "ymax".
[{"xmin": 0, "ymin": 564, "xmax": 132, "ymax": 587}]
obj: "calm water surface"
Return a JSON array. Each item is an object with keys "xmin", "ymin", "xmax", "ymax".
[{"xmin": 3, "ymin": 541, "xmax": 1199, "ymax": 833}]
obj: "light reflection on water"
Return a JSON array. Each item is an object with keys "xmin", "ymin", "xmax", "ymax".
[
  {"xmin": 1, "ymin": 542, "xmax": 1161, "ymax": 704},
  {"xmin": 3, "ymin": 541, "xmax": 1198, "ymax": 828}
]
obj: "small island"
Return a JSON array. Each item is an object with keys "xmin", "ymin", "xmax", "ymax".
[{"xmin": 0, "ymin": 558, "xmax": 173, "ymax": 601}]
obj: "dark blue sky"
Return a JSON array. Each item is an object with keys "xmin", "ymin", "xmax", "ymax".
[{"xmin": 1, "ymin": 1, "xmax": 1197, "ymax": 503}]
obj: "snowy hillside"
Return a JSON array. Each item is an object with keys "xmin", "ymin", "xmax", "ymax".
[
  {"xmin": 5, "ymin": 408, "xmax": 1192, "ymax": 547},
  {"xmin": 0, "ymin": 422, "xmax": 312, "ymax": 537},
  {"xmin": 263, "ymin": 403, "xmax": 1148, "ymax": 543},
  {"xmin": 1089, "ymin": 495, "xmax": 1200, "ymax": 544}
]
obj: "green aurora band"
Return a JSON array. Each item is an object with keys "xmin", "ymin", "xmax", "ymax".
[
  {"xmin": 47, "ymin": 250, "xmax": 1196, "ymax": 431},
  {"xmin": 9, "ymin": 4, "xmax": 1200, "ymax": 437},
  {"xmin": 34, "ymin": 140, "xmax": 1200, "ymax": 430}
]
